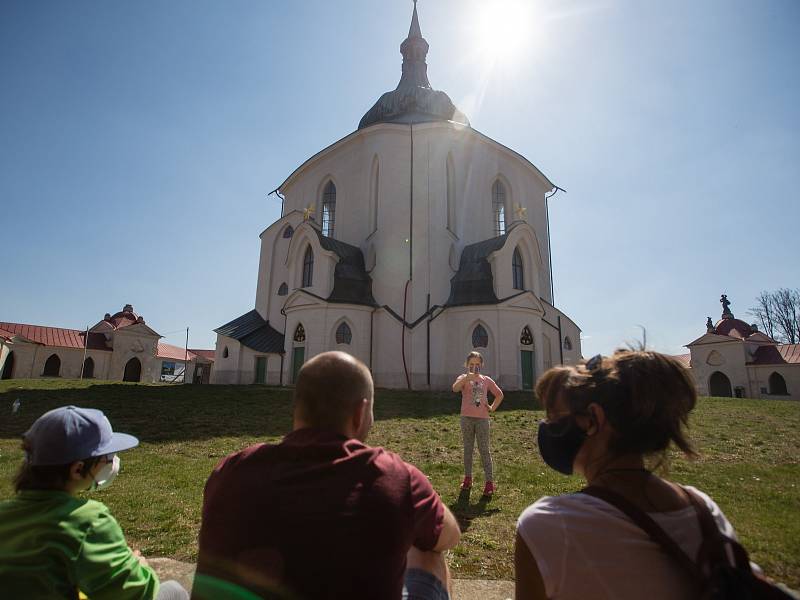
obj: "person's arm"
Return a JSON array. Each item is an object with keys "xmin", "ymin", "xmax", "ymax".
[
  {"xmin": 452, "ymin": 373, "xmax": 468, "ymax": 392},
  {"xmin": 488, "ymin": 379, "xmax": 504, "ymax": 412},
  {"xmin": 514, "ymin": 530, "xmax": 548, "ymax": 600},
  {"xmin": 76, "ymin": 508, "xmax": 160, "ymax": 600},
  {"xmin": 431, "ymin": 504, "xmax": 461, "ymax": 552}
]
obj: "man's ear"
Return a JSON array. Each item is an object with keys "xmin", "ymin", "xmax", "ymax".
[{"xmin": 68, "ymin": 461, "xmax": 86, "ymax": 482}]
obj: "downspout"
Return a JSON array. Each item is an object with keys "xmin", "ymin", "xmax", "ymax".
[
  {"xmin": 400, "ymin": 121, "xmax": 414, "ymax": 390},
  {"xmin": 280, "ymin": 306, "xmax": 288, "ymax": 386},
  {"xmin": 369, "ymin": 307, "xmax": 377, "ymax": 372},
  {"xmin": 426, "ymin": 293, "xmax": 431, "ymax": 387},
  {"xmin": 557, "ymin": 315, "xmax": 564, "ymax": 365},
  {"xmin": 269, "ymin": 188, "xmax": 286, "ymax": 218}
]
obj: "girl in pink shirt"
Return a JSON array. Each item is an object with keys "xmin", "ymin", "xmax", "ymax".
[{"xmin": 452, "ymin": 351, "xmax": 504, "ymax": 496}]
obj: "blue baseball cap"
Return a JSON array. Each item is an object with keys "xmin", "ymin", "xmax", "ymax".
[{"xmin": 23, "ymin": 406, "xmax": 139, "ymax": 466}]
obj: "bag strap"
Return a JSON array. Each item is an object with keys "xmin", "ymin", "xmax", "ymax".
[{"xmin": 580, "ymin": 486, "xmax": 704, "ymax": 583}]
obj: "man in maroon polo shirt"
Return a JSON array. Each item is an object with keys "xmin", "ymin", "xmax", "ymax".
[{"xmin": 192, "ymin": 351, "xmax": 460, "ymax": 600}]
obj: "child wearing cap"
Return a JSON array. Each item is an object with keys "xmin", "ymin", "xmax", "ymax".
[{"xmin": 0, "ymin": 405, "xmax": 188, "ymax": 600}]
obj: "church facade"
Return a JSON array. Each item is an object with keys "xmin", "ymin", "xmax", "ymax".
[{"xmin": 212, "ymin": 5, "xmax": 582, "ymax": 389}]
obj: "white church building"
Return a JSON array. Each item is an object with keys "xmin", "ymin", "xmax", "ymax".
[{"xmin": 213, "ymin": 4, "xmax": 582, "ymax": 389}]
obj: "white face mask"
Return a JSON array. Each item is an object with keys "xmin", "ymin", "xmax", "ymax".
[{"xmin": 91, "ymin": 455, "xmax": 120, "ymax": 491}]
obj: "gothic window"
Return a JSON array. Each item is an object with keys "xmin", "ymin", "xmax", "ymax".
[
  {"xmin": 512, "ymin": 247, "xmax": 524, "ymax": 290},
  {"xmin": 278, "ymin": 282, "xmax": 288, "ymax": 296},
  {"xmin": 520, "ymin": 326, "xmax": 533, "ymax": 346},
  {"xmin": 563, "ymin": 336, "xmax": 573, "ymax": 351},
  {"xmin": 223, "ymin": 347, "xmax": 229, "ymax": 358},
  {"xmin": 283, "ymin": 225, "xmax": 294, "ymax": 239},
  {"xmin": 43, "ymin": 354, "xmax": 61, "ymax": 377},
  {"xmin": 472, "ymin": 324, "xmax": 489, "ymax": 348},
  {"xmin": 492, "ymin": 180, "xmax": 506, "ymax": 237},
  {"xmin": 335, "ymin": 322, "xmax": 352, "ymax": 345},
  {"xmin": 302, "ymin": 246, "xmax": 314, "ymax": 288},
  {"xmin": 322, "ymin": 181, "xmax": 336, "ymax": 237},
  {"xmin": 294, "ymin": 323, "xmax": 306, "ymax": 343}
]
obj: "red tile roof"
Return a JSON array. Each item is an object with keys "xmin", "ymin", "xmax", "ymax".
[
  {"xmin": 0, "ymin": 327, "xmax": 17, "ymax": 341},
  {"xmin": 672, "ymin": 353, "xmax": 691, "ymax": 368},
  {"xmin": 156, "ymin": 342, "xmax": 197, "ymax": 362},
  {"xmin": 750, "ymin": 344, "xmax": 800, "ymax": 365},
  {"xmin": 0, "ymin": 322, "xmax": 110, "ymax": 351},
  {"xmin": 188, "ymin": 349, "xmax": 215, "ymax": 361}
]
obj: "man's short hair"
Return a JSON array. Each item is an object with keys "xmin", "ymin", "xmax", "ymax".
[{"xmin": 293, "ymin": 351, "xmax": 374, "ymax": 431}]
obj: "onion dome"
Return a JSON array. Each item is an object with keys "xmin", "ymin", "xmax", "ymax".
[{"xmin": 358, "ymin": 1, "xmax": 469, "ymax": 130}]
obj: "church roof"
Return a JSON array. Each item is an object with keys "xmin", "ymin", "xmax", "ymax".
[
  {"xmin": 214, "ymin": 310, "xmax": 285, "ymax": 354},
  {"xmin": 0, "ymin": 321, "xmax": 110, "ymax": 351},
  {"xmin": 714, "ymin": 317, "xmax": 754, "ymax": 338},
  {"xmin": 358, "ymin": 2, "xmax": 469, "ymax": 130},
  {"xmin": 313, "ymin": 229, "xmax": 377, "ymax": 307},
  {"xmin": 446, "ymin": 233, "xmax": 510, "ymax": 307},
  {"xmin": 749, "ymin": 344, "xmax": 800, "ymax": 366}
]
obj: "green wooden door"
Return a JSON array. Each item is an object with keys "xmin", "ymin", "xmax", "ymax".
[
  {"xmin": 292, "ymin": 347, "xmax": 305, "ymax": 383},
  {"xmin": 521, "ymin": 350, "xmax": 534, "ymax": 390},
  {"xmin": 255, "ymin": 357, "xmax": 267, "ymax": 384}
]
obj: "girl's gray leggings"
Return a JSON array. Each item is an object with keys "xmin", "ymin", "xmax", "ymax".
[{"xmin": 460, "ymin": 416, "xmax": 493, "ymax": 481}]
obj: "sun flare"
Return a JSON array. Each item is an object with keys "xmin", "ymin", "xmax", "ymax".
[{"xmin": 473, "ymin": 0, "xmax": 536, "ymax": 64}]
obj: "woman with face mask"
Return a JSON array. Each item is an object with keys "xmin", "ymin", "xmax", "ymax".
[
  {"xmin": 0, "ymin": 405, "xmax": 188, "ymax": 600},
  {"xmin": 515, "ymin": 351, "xmax": 745, "ymax": 600}
]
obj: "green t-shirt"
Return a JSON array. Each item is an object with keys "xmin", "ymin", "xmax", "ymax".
[{"xmin": 0, "ymin": 490, "xmax": 159, "ymax": 600}]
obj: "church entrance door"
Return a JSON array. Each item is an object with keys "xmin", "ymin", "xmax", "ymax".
[
  {"xmin": 255, "ymin": 357, "xmax": 267, "ymax": 384},
  {"xmin": 1, "ymin": 352, "xmax": 14, "ymax": 380},
  {"xmin": 709, "ymin": 371, "xmax": 732, "ymax": 397},
  {"xmin": 520, "ymin": 350, "xmax": 534, "ymax": 390},
  {"xmin": 292, "ymin": 347, "xmax": 305, "ymax": 384},
  {"xmin": 123, "ymin": 357, "xmax": 142, "ymax": 382}
]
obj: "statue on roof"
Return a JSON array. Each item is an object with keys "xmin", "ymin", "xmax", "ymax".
[
  {"xmin": 706, "ymin": 317, "xmax": 714, "ymax": 333},
  {"xmin": 720, "ymin": 294, "xmax": 733, "ymax": 318}
]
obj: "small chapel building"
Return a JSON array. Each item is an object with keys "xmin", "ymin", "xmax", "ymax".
[
  {"xmin": 0, "ymin": 305, "xmax": 214, "ymax": 384},
  {"xmin": 675, "ymin": 295, "xmax": 799, "ymax": 400},
  {"xmin": 213, "ymin": 4, "xmax": 582, "ymax": 389}
]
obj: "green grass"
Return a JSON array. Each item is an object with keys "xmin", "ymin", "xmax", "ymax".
[{"xmin": 1, "ymin": 379, "xmax": 798, "ymax": 587}]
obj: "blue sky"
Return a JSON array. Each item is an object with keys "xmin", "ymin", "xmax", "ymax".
[{"xmin": 1, "ymin": 0, "xmax": 798, "ymax": 356}]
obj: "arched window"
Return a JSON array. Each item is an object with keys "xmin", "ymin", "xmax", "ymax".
[
  {"xmin": 563, "ymin": 336, "xmax": 573, "ymax": 351},
  {"xmin": 294, "ymin": 323, "xmax": 306, "ymax": 343},
  {"xmin": 492, "ymin": 180, "xmax": 506, "ymax": 237},
  {"xmin": 520, "ymin": 326, "xmax": 533, "ymax": 346},
  {"xmin": 278, "ymin": 282, "xmax": 288, "ymax": 296},
  {"xmin": 82, "ymin": 357, "xmax": 95, "ymax": 379},
  {"xmin": 769, "ymin": 372, "xmax": 788, "ymax": 395},
  {"xmin": 512, "ymin": 247, "xmax": 524, "ymax": 290},
  {"xmin": 1, "ymin": 351, "xmax": 14, "ymax": 379},
  {"xmin": 472, "ymin": 324, "xmax": 489, "ymax": 348},
  {"xmin": 335, "ymin": 322, "xmax": 352, "ymax": 345},
  {"xmin": 282, "ymin": 225, "xmax": 294, "ymax": 239},
  {"xmin": 222, "ymin": 346, "xmax": 229, "ymax": 358},
  {"xmin": 43, "ymin": 354, "xmax": 61, "ymax": 377},
  {"xmin": 302, "ymin": 246, "xmax": 314, "ymax": 288},
  {"xmin": 322, "ymin": 181, "xmax": 336, "ymax": 237},
  {"xmin": 446, "ymin": 154, "xmax": 455, "ymax": 232}
]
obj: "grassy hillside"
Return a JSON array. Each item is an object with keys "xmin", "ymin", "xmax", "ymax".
[{"xmin": 1, "ymin": 379, "xmax": 798, "ymax": 586}]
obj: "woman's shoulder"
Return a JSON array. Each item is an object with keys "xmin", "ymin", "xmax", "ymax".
[
  {"xmin": 682, "ymin": 485, "xmax": 737, "ymax": 539},
  {"xmin": 518, "ymin": 492, "xmax": 613, "ymax": 528}
]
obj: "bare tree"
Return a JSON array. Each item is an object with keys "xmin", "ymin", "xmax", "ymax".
[
  {"xmin": 749, "ymin": 291, "xmax": 778, "ymax": 340},
  {"xmin": 772, "ymin": 288, "xmax": 799, "ymax": 344},
  {"xmin": 751, "ymin": 289, "xmax": 800, "ymax": 344}
]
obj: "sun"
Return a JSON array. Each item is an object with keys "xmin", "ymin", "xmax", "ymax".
[{"xmin": 473, "ymin": 0, "xmax": 536, "ymax": 64}]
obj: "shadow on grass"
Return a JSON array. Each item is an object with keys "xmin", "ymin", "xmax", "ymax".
[
  {"xmin": 0, "ymin": 381, "xmax": 538, "ymax": 443},
  {"xmin": 449, "ymin": 488, "xmax": 501, "ymax": 533}
]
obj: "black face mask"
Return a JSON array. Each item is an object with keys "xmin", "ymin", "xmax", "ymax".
[{"xmin": 537, "ymin": 416, "xmax": 588, "ymax": 475}]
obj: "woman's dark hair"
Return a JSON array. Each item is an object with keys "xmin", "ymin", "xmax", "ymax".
[
  {"xmin": 13, "ymin": 439, "xmax": 102, "ymax": 493},
  {"xmin": 535, "ymin": 350, "xmax": 698, "ymax": 459}
]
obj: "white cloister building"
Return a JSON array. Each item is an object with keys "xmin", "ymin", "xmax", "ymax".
[{"xmin": 213, "ymin": 4, "xmax": 582, "ymax": 389}]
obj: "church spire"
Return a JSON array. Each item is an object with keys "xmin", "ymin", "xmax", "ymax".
[{"xmin": 399, "ymin": 0, "xmax": 431, "ymax": 89}]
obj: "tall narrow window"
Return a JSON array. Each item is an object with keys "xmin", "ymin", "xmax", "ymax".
[
  {"xmin": 370, "ymin": 157, "xmax": 379, "ymax": 233},
  {"xmin": 302, "ymin": 246, "xmax": 314, "ymax": 288},
  {"xmin": 278, "ymin": 282, "xmax": 288, "ymax": 296},
  {"xmin": 472, "ymin": 325, "xmax": 489, "ymax": 348},
  {"xmin": 446, "ymin": 154, "xmax": 455, "ymax": 232},
  {"xmin": 563, "ymin": 336, "xmax": 573, "ymax": 351},
  {"xmin": 512, "ymin": 247, "xmax": 524, "ymax": 290},
  {"xmin": 322, "ymin": 181, "xmax": 336, "ymax": 237},
  {"xmin": 335, "ymin": 322, "xmax": 352, "ymax": 345},
  {"xmin": 492, "ymin": 180, "xmax": 506, "ymax": 237}
]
